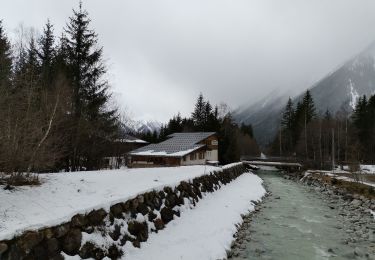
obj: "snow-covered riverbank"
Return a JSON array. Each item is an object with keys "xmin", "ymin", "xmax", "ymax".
[
  {"xmin": 0, "ymin": 166, "xmax": 220, "ymax": 241},
  {"xmin": 124, "ymin": 172, "xmax": 265, "ymax": 260}
]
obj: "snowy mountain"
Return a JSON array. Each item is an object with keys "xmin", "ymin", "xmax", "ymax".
[
  {"xmin": 235, "ymin": 42, "xmax": 375, "ymax": 145},
  {"xmin": 300, "ymin": 42, "xmax": 375, "ymax": 113},
  {"xmin": 234, "ymin": 90, "xmax": 290, "ymax": 146},
  {"xmin": 125, "ymin": 119, "xmax": 163, "ymax": 134}
]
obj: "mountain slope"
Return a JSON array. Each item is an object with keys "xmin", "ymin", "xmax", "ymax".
[
  {"xmin": 299, "ymin": 43, "xmax": 375, "ymax": 113},
  {"xmin": 234, "ymin": 91, "xmax": 289, "ymax": 145},
  {"xmin": 235, "ymin": 42, "xmax": 375, "ymax": 145},
  {"xmin": 124, "ymin": 119, "xmax": 162, "ymax": 134}
]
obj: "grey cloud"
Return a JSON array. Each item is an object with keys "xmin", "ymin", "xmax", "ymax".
[{"xmin": 2, "ymin": 0, "xmax": 375, "ymax": 121}]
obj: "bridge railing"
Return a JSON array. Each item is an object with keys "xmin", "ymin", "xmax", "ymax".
[{"xmin": 241, "ymin": 156, "xmax": 299, "ymax": 163}]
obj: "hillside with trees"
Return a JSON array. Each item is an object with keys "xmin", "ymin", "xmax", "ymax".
[{"xmin": 270, "ymin": 89, "xmax": 375, "ymax": 168}]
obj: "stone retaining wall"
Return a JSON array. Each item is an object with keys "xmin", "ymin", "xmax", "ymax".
[{"xmin": 0, "ymin": 163, "xmax": 248, "ymax": 260}]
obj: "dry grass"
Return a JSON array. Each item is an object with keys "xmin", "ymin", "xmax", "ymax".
[
  {"xmin": 332, "ymin": 172, "xmax": 375, "ymax": 185},
  {"xmin": 311, "ymin": 173, "xmax": 375, "ymax": 199},
  {"xmin": 0, "ymin": 172, "xmax": 41, "ymax": 188}
]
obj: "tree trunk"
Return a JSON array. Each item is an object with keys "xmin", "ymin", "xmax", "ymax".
[
  {"xmin": 27, "ymin": 94, "xmax": 60, "ymax": 173},
  {"xmin": 305, "ymin": 111, "xmax": 308, "ymax": 159}
]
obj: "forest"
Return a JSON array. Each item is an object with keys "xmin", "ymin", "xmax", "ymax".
[
  {"xmin": 0, "ymin": 3, "xmax": 259, "ymax": 176},
  {"xmin": 270, "ymin": 90, "xmax": 375, "ymax": 168},
  {"xmin": 0, "ymin": 4, "xmax": 119, "ymax": 174}
]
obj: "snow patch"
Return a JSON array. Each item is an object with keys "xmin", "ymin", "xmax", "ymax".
[
  {"xmin": 348, "ymin": 79, "xmax": 359, "ymax": 110},
  {"xmin": 222, "ymin": 162, "xmax": 243, "ymax": 169}
]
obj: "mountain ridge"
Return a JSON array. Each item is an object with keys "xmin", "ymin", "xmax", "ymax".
[{"xmin": 234, "ymin": 42, "xmax": 375, "ymax": 145}]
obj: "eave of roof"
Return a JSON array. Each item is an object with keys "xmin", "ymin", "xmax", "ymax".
[
  {"xmin": 129, "ymin": 144, "xmax": 205, "ymax": 158},
  {"xmin": 128, "ymin": 132, "xmax": 216, "ymax": 157}
]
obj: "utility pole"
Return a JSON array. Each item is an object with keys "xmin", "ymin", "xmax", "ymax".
[
  {"xmin": 305, "ymin": 110, "xmax": 308, "ymax": 159},
  {"xmin": 345, "ymin": 117, "xmax": 348, "ymax": 162},
  {"xmin": 337, "ymin": 123, "xmax": 340, "ymax": 165},
  {"xmin": 319, "ymin": 119, "xmax": 323, "ymax": 169},
  {"xmin": 279, "ymin": 124, "xmax": 282, "ymax": 157},
  {"xmin": 332, "ymin": 128, "xmax": 335, "ymax": 171}
]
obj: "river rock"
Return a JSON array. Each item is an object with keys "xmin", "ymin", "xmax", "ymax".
[
  {"xmin": 128, "ymin": 221, "xmax": 148, "ymax": 242},
  {"xmin": 350, "ymin": 199, "xmax": 362, "ymax": 207},
  {"xmin": 71, "ymin": 214, "xmax": 87, "ymax": 227},
  {"xmin": 160, "ymin": 207, "xmax": 175, "ymax": 224},
  {"xmin": 109, "ymin": 225, "xmax": 121, "ymax": 241},
  {"xmin": 18, "ymin": 231, "xmax": 44, "ymax": 254},
  {"xmin": 87, "ymin": 209, "xmax": 107, "ymax": 226},
  {"xmin": 153, "ymin": 218, "xmax": 165, "ymax": 230},
  {"xmin": 79, "ymin": 242, "xmax": 95, "ymax": 259},
  {"xmin": 354, "ymin": 247, "xmax": 364, "ymax": 257},
  {"xmin": 137, "ymin": 203, "xmax": 149, "ymax": 216},
  {"xmin": 62, "ymin": 229, "xmax": 82, "ymax": 255},
  {"xmin": 110, "ymin": 203, "xmax": 124, "ymax": 218},
  {"xmin": 0, "ymin": 243, "xmax": 8, "ymax": 254}
]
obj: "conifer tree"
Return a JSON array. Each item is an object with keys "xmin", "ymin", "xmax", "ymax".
[
  {"xmin": 281, "ymin": 97, "xmax": 294, "ymax": 131},
  {"xmin": 324, "ymin": 109, "xmax": 332, "ymax": 121},
  {"xmin": 302, "ymin": 90, "xmax": 316, "ymax": 122},
  {"xmin": 192, "ymin": 93, "xmax": 206, "ymax": 130},
  {"xmin": 240, "ymin": 123, "xmax": 254, "ymax": 138},
  {"xmin": 0, "ymin": 20, "xmax": 12, "ymax": 91},
  {"xmin": 38, "ymin": 20, "xmax": 56, "ymax": 89},
  {"xmin": 204, "ymin": 101, "xmax": 212, "ymax": 124},
  {"xmin": 63, "ymin": 2, "xmax": 118, "ymax": 170}
]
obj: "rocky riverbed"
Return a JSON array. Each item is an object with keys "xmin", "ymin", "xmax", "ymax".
[
  {"xmin": 298, "ymin": 172, "xmax": 375, "ymax": 257},
  {"xmin": 227, "ymin": 170, "xmax": 375, "ymax": 260}
]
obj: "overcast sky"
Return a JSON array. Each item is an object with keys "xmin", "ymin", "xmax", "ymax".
[{"xmin": 2, "ymin": 0, "xmax": 375, "ymax": 122}]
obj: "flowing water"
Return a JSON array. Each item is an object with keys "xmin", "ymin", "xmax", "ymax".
[{"xmin": 240, "ymin": 170, "xmax": 372, "ymax": 260}]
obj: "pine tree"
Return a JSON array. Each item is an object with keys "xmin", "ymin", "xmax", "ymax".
[
  {"xmin": 240, "ymin": 123, "xmax": 253, "ymax": 138},
  {"xmin": 25, "ymin": 36, "xmax": 41, "ymax": 86},
  {"xmin": 280, "ymin": 97, "xmax": 295, "ymax": 154},
  {"xmin": 204, "ymin": 101, "xmax": 212, "ymax": 125},
  {"xmin": 38, "ymin": 20, "xmax": 56, "ymax": 89},
  {"xmin": 302, "ymin": 90, "xmax": 316, "ymax": 122},
  {"xmin": 281, "ymin": 97, "xmax": 294, "ymax": 131},
  {"xmin": 301, "ymin": 90, "xmax": 316, "ymax": 158},
  {"xmin": 64, "ymin": 2, "xmax": 118, "ymax": 170},
  {"xmin": 292, "ymin": 101, "xmax": 304, "ymax": 143},
  {"xmin": 0, "ymin": 20, "xmax": 12, "ymax": 91},
  {"xmin": 192, "ymin": 93, "xmax": 206, "ymax": 130},
  {"xmin": 324, "ymin": 109, "xmax": 332, "ymax": 121}
]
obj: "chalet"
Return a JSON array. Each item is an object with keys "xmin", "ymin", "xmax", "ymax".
[
  {"xmin": 103, "ymin": 134, "xmax": 148, "ymax": 169},
  {"xmin": 128, "ymin": 132, "xmax": 218, "ymax": 167}
]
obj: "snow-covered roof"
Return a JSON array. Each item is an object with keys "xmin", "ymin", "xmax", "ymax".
[
  {"xmin": 116, "ymin": 134, "xmax": 148, "ymax": 144},
  {"xmin": 129, "ymin": 132, "xmax": 216, "ymax": 158}
]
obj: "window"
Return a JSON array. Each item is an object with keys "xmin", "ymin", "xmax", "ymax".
[
  {"xmin": 183, "ymin": 156, "xmax": 186, "ymax": 161},
  {"xmin": 190, "ymin": 153, "xmax": 196, "ymax": 160},
  {"xmin": 199, "ymin": 152, "xmax": 204, "ymax": 159}
]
